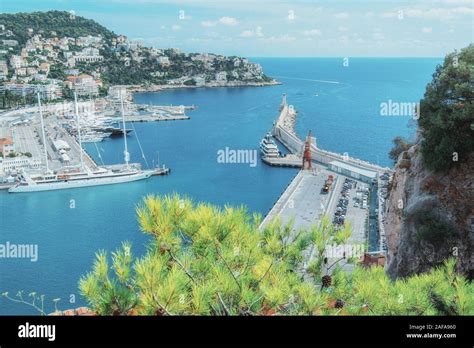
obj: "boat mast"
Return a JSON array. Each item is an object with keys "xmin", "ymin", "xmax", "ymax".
[
  {"xmin": 37, "ymin": 93, "xmax": 50, "ymax": 173},
  {"xmin": 120, "ymin": 90, "xmax": 130, "ymax": 168},
  {"xmin": 74, "ymin": 92, "xmax": 85, "ymax": 172}
]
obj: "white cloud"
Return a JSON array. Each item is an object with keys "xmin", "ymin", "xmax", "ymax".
[
  {"xmin": 372, "ymin": 32, "xmax": 385, "ymax": 41},
  {"xmin": 338, "ymin": 26, "xmax": 349, "ymax": 32},
  {"xmin": 334, "ymin": 12, "xmax": 349, "ymax": 19},
  {"xmin": 287, "ymin": 10, "xmax": 296, "ymax": 22},
  {"xmin": 422, "ymin": 27, "xmax": 433, "ymax": 33},
  {"xmin": 382, "ymin": 6, "xmax": 474, "ymax": 20},
  {"xmin": 240, "ymin": 30, "xmax": 254, "ymax": 37},
  {"xmin": 240, "ymin": 26, "xmax": 264, "ymax": 38},
  {"xmin": 219, "ymin": 16, "xmax": 239, "ymax": 26},
  {"xmin": 265, "ymin": 34, "xmax": 297, "ymax": 43},
  {"xmin": 365, "ymin": 11, "xmax": 375, "ymax": 18},
  {"xmin": 171, "ymin": 25, "xmax": 181, "ymax": 31},
  {"xmin": 201, "ymin": 20, "xmax": 216, "ymax": 27},
  {"xmin": 303, "ymin": 29, "xmax": 322, "ymax": 37}
]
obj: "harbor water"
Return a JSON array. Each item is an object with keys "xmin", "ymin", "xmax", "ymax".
[{"xmin": 0, "ymin": 58, "xmax": 441, "ymax": 314}]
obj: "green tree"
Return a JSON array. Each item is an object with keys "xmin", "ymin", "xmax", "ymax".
[
  {"xmin": 388, "ymin": 136, "xmax": 413, "ymax": 164},
  {"xmin": 78, "ymin": 194, "xmax": 474, "ymax": 316},
  {"xmin": 418, "ymin": 44, "xmax": 474, "ymax": 172}
]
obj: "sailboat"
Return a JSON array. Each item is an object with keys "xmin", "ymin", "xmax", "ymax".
[{"xmin": 9, "ymin": 92, "xmax": 167, "ymax": 193}]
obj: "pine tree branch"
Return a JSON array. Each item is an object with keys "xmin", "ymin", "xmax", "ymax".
[
  {"xmin": 217, "ymin": 292, "xmax": 231, "ymax": 316},
  {"xmin": 215, "ymin": 245, "xmax": 242, "ymax": 291},
  {"xmin": 257, "ymin": 260, "xmax": 274, "ymax": 286},
  {"xmin": 241, "ymin": 248, "xmax": 254, "ymax": 275},
  {"xmin": 152, "ymin": 293, "xmax": 174, "ymax": 316},
  {"xmin": 167, "ymin": 250, "xmax": 196, "ymax": 284}
]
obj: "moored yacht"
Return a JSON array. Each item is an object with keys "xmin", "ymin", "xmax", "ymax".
[
  {"xmin": 260, "ymin": 132, "xmax": 280, "ymax": 158},
  {"xmin": 9, "ymin": 92, "xmax": 166, "ymax": 193}
]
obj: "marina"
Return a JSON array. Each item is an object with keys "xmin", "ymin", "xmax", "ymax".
[
  {"xmin": 0, "ymin": 58, "xmax": 438, "ymax": 314},
  {"xmin": 2, "ymin": 92, "xmax": 172, "ymax": 193},
  {"xmin": 0, "ymin": 91, "xmax": 195, "ymax": 190},
  {"xmin": 259, "ymin": 95, "xmax": 394, "ymax": 266}
]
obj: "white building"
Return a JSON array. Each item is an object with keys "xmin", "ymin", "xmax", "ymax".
[
  {"xmin": 10, "ymin": 55, "xmax": 26, "ymax": 69},
  {"xmin": 2, "ymin": 39, "xmax": 18, "ymax": 47},
  {"xmin": 157, "ymin": 56, "xmax": 170, "ymax": 67},
  {"xmin": 66, "ymin": 74, "xmax": 99, "ymax": 96},
  {"xmin": 0, "ymin": 156, "xmax": 41, "ymax": 173},
  {"xmin": 215, "ymin": 71, "xmax": 227, "ymax": 83},
  {"xmin": 108, "ymin": 85, "xmax": 128, "ymax": 100},
  {"xmin": 329, "ymin": 161, "xmax": 378, "ymax": 184},
  {"xmin": 194, "ymin": 76, "xmax": 206, "ymax": 87}
]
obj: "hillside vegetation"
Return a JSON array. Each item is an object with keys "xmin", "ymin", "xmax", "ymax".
[
  {"xmin": 78, "ymin": 195, "xmax": 474, "ymax": 316},
  {"xmin": 418, "ymin": 44, "xmax": 474, "ymax": 172},
  {"xmin": 0, "ymin": 10, "xmax": 116, "ymax": 47}
]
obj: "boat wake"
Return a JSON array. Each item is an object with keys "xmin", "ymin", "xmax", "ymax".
[{"xmin": 272, "ymin": 76, "xmax": 341, "ymax": 84}]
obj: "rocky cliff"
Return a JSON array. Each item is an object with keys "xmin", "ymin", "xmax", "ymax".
[{"xmin": 385, "ymin": 133, "xmax": 474, "ymax": 279}]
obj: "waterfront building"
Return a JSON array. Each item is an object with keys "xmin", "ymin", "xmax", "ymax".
[
  {"xmin": 0, "ymin": 156, "xmax": 41, "ymax": 173},
  {"xmin": 194, "ymin": 76, "xmax": 206, "ymax": 87},
  {"xmin": 0, "ymin": 137, "xmax": 14, "ymax": 157},
  {"xmin": 108, "ymin": 86, "xmax": 128, "ymax": 102},
  {"xmin": 329, "ymin": 160, "xmax": 378, "ymax": 184},
  {"xmin": 215, "ymin": 71, "xmax": 227, "ymax": 83},
  {"xmin": 66, "ymin": 74, "xmax": 99, "ymax": 96}
]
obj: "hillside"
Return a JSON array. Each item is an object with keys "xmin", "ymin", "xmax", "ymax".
[
  {"xmin": 385, "ymin": 45, "xmax": 474, "ymax": 279},
  {"xmin": 0, "ymin": 11, "xmax": 116, "ymax": 47},
  {"xmin": 0, "ymin": 11, "xmax": 276, "ymax": 106}
]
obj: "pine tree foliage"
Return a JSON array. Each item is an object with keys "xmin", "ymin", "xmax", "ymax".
[{"xmin": 79, "ymin": 195, "xmax": 474, "ymax": 315}]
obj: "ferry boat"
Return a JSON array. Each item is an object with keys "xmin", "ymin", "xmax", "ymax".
[
  {"xmin": 9, "ymin": 93, "xmax": 163, "ymax": 193},
  {"xmin": 260, "ymin": 132, "xmax": 280, "ymax": 158}
]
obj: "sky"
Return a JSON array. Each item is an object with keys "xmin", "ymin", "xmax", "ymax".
[{"xmin": 1, "ymin": 0, "xmax": 473, "ymax": 57}]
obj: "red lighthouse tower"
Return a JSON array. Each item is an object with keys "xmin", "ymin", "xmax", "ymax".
[{"xmin": 302, "ymin": 130, "xmax": 312, "ymax": 170}]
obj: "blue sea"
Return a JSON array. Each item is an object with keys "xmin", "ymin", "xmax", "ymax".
[{"xmin": 0, "ymin": 58, "xmax": 441, "ymax": 314}]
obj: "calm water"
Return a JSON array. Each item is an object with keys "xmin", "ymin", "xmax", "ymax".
[{"xmin": 0, "ymin": 58, "xmax": 440, "ymax": 314}]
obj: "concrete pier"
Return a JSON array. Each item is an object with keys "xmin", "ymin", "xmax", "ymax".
[
  {"xmin": 261, "ymin": 154, "xmax": 302, "ymax": 168},
  {"xmin": 272, "ymin": 98, "xmax": 391, "ymax": 176},
  {"xmin": 121, "ymin": 114, "xmax": 190, "ymax": 122},
  {"xmin": 260, "ymin": 95, "xmax": 391, "ymax": 272}
]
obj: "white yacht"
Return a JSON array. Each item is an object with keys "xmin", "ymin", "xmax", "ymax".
[
  {"xmin": 10, "ymin": 166, "xmax": 153, "ymax": 192},
  {"xmin": 260, "ymin": 133, "xmax": 280, "ymax": 158},
  {"xmin": 9, "ymin": 92, "xmax": 165, "ymax": 193}
]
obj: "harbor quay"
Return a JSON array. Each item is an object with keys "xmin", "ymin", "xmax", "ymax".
[
  {"xmin": 260, "ymin": 95, "xmax": 392, "ymax": 271},
  {"xmin": 0, "ymin": 95, "xmax": 188, "ymax": 188}
]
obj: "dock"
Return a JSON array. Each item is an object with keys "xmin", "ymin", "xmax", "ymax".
[
  {"xmin": 260, "ymin": 95, "xmax": 392, "ymax": 273},
  {"xmin": 261, "ymin": 154, "xmax": 302, "ymax": 168},
  {"xmin": 272, "ymin": 95, "xmax": 391, "ymax": 175},
  {"xmin": 121, "ymin": 114, "xmax": 190, "ymax": 122}
]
